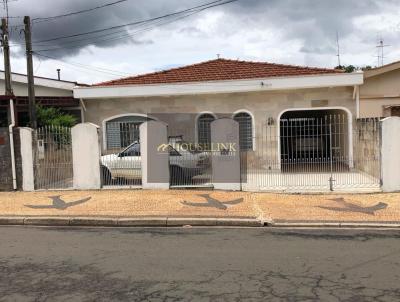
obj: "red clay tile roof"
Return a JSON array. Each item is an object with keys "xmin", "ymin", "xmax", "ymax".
[{"xmin": 94, "ymin": 58, "xmax": 343, "ymax": 86}]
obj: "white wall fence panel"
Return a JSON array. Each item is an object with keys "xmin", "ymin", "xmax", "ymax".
[
  {"xmin": 72, "ymin": 123, "xmax": 101, "ymax": 190},
  {"xmin": 381, "ymin": 117, "xmax": 400, "ymax": 192}
]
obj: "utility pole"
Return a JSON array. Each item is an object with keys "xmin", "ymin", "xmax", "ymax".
[
  {"xmin": 1, "ymin": 17, "xmax": 14, "ymax": 125},
  {"xmin": 1, "ymin": 18, "xmax": 12, "ymax": 95},
  {"xmin": 24, "ymin": 16, "xmax": 37, "ymax": 129},
  {"xmin": 2, "ymin": 12, "xmax": 17, "ymax": 190}
]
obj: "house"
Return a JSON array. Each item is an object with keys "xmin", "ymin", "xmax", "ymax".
[
  {"xmin": 74, "ymin": 58, "xmax": 378, "ymax": 191},
  {"xmin": 0, "ymin": 71, "xmax": 85, "ymax": 127},
  {"xmin": 74, "ymin": 58, "xmax": 363, "ymax": 148},
  {"xmin": 359, "ymin": 61, "xmax": 400, "ymax": 118}
]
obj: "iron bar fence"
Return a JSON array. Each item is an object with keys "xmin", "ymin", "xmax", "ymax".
[
  {"xmin": 33, "ymin": 125, "xmax": 73, "ymax": 190},
  {"xmin": 101, "ymin": 122, "xmax": 142, "ymax": 187},
  {"xmin": 28, "ymin": 116, "xmax": 382, "ymax": 192},
  {"xmin": 168, "ymin": 119, "xmax": 213, "ymax": 188},
  {"xmin": 241, "ymin": 115, "xmax": 381, "ymax": 192}
]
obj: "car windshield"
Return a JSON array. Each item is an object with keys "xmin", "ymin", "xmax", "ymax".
[{"xmin": 120, "ymin": 142, "xmax": 140, "ymax": 156}]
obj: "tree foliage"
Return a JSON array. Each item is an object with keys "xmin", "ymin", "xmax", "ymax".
[
  {"xmin": 335, "ymin": 65, "xmax": 374, "ymax": 73},
  {"xmin": 36, "ymin": 105, "xmax": 77, "ymax": 128}
]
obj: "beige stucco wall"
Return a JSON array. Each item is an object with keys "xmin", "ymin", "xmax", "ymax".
[
  {"xmin": 0, "ymin": 79, "xmax": 73, "ymax": 97},
  {"xmin": 360, "ymin": 69, "xmax": 400, "ymax": 118},
  {"xmin": 360, "ymin": 97, "xmax": 400, "ymax": 118},
  {"xmin": 83, "ymin": 86, "xmax": 356, "ymax": 161}
]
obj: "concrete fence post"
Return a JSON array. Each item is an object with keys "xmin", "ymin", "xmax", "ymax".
[
  {"xmin": 381, "ymin": 116, "xmax": 400, "ymax": 192},
  {"xmin": 20, "ymin": 127, "xmax": 35, "ymax": 191},
  {"xmin": 211, "ymin": 118, "xmax": 241, "ymax": 191},
  {"xmin": 140, "ymin": 120, "xmax": 169, "ymax": 189},
  {"xmin": 72, "ymin": 123, "xmax": 101, "ymax": 190}
]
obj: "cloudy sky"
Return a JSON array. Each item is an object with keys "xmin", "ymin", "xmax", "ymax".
[{"xmin": 2, "ymin": 0, "xmax": 400, "ymax": 84}]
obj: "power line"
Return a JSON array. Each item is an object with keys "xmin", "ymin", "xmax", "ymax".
[
  {"xmin": 32, "ymin": 0, "xmax": 131, "ymax": 23},
  {"xmin": 32, "ymin": 0, "xmax": 238, "ymax": 53},
  {"xmin": 33, "ymin": 51, "xmax": 134, "ymax": 77},
  {"xmin": 33, "ymin": 9, "xmax": 212, "ymax": 51},
  {"xmin": 33, "ymin": 0, "xmax": 236, "ymax": 44}
]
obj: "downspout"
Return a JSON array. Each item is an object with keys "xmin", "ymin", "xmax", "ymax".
[
  {"xmin": 8, "ymin": 99, "xmax": 17, "ymax": 190},
  {"xmin": 79, "ymin": 98, "xmax": 86, "ymax": 122},
  {"xmin": 355, "ymin": 85, "xmax": 360, "ymax": 119}
]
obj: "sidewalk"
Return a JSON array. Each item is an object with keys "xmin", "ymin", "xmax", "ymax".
[{"xmin": 0, "ymin": 190, "xmax": 399, "ymax": 227}]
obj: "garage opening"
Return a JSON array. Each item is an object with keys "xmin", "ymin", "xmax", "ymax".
[{"xmin": 280, "ymin": 109, "xmax": 350, "ymax": 172}]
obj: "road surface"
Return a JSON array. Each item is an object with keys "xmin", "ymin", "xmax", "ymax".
[{"xmin": 0, "ymin": 226, "xmax": 399, "ymax": 301}]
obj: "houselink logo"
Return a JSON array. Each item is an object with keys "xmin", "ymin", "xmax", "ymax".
[{"xmin": 157, "ymin": 142, "xmax": 237, "ymax": 153}]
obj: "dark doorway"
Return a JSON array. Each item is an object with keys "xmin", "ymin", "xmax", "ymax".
[{"xmin": 280, "ymin": 109, "xmax": 349, "ymax": 172}]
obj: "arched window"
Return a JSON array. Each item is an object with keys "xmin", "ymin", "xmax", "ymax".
[
  {"xmin": 104, "ymin": 115, "xmax": 153, "ymax": 150},
  {"xmin": 233, "ymin": 112, "xmax": 253, "ymax": 151},
  {"xmin": 197, "ymin": 113, "xmax": 216, "ymax": 145}
]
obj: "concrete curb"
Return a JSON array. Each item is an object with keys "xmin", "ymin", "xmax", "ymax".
[
  {"xmin": 0, "ymin": 217, "xmax": 398, "ymax": 228},
  {"xmin": 270, "ymin": 222, "xmax": 400, "ymax": 228},
  {"xmin": 0, "ymin": 217, "xmax": 263, "ymax": 228}
]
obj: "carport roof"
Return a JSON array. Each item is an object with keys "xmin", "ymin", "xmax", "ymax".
[{"xmin": 93, "ymin": 58, "xmax": 343, "ymax": 87}]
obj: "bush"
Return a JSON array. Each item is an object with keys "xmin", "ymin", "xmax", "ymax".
[{"xmin": 36, "ymin": 105, "xmax": 77, "ymax": 128}]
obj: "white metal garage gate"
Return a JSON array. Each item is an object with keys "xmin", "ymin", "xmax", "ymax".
[{"xmin": 241, "ymin": 110, "xmax": 381, "ymax": 192}]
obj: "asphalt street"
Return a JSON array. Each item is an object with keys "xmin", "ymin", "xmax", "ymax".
[{"xmin": 0, "ymin": 226, "xmax": 399, "ymax": 301}]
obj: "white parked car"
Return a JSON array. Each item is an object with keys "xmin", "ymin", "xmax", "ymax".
[{"xmin": 100, "ymin": 140, "xmax": 210, "ymax": 184}]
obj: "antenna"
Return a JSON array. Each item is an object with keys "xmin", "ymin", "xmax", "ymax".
[
  {"xmin": 376, "ymin": 35, "xmax": 390, "ymax": 67},
  {"xmin": 336, "ymin": 31, "xmax": 341, "ymax": 67}
]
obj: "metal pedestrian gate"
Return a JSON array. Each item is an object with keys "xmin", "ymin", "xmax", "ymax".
[
  {"xmin": 168, "ymin": 135, "xmax": 213, "ymax": 188},
  {"xmin": 100, "ymin": 122, "xmax": 142, "ymax": 187},
  {"xmin": 241, "ymin": 113, "xmax": 381, "ymax": 192},
  {"xmin": 33, "ymin": 126, "xmax": 73, "ymax": 190},
  {"xmin": 168, "ymin": 117, "xmax": 213, "ymax": 188}
]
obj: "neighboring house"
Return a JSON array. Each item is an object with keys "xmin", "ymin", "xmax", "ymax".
[
  {"xmin": 359, "ymin": 61, "xmax": 400, "ymax": 118},
  {"xmin": 0, "ymin": 71, "xmax": 85, "ymax": 127},
  {"xmin": 74, "ymin": 58, "xmax": 363, "ymax": 154}
]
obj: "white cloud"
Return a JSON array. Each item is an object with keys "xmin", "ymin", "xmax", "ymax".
[{"xmin": 2, "ymin": 0, "xmax": 400, "ymax": 84}]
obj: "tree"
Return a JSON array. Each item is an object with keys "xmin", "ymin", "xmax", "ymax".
[
  {"xmin": 36, "ymin": 105, "xmax": 77, "ymax": 128},
  {"xmin": 335, "ymin": 65, "xmax": 375, "ymax": 73},
  {"xmin": 344, "ymin": 65, "xmax": 356, "ymax": 73},
  {"xmin": 335, "ymin": 65, "xmax": 357, "ymax": 73}
]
